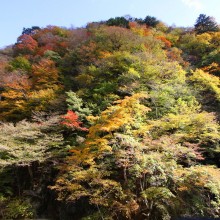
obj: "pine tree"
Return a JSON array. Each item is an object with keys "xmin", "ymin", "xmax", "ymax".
[{"xmin": 195, "ymin": 14, "xmax": 219, "ymax": 34}]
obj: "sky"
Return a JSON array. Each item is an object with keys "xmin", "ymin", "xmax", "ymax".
[{"xmin": 0, "ymin": 0, "xmax": 220, "ymax": 48}]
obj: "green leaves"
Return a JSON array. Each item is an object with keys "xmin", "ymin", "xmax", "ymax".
[
  {"xmin": 141, "ymin": 187, "xmax": 175, "ymax": 200},
  {"xmin": 66, "ymin": 91, "xmax": 92, "ymax": 120}
]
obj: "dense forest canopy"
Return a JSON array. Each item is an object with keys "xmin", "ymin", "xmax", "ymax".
[{"xmin": 0, "ymin": 14, "xmax": 220, "ymax": 220}]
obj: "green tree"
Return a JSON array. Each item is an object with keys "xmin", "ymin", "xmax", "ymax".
[
  {"xmin": 106, "ymin": 17, "xmax": 129, "ymax": 28},
  {"xmin": 22, "ymin": 26, "xmax": 40, "ymax": 36},
  {"xmin": 143, "ymin": 15, "xmax": 160, "ymax": 27},
  {"xmin": 8, "ymin": 56, "xmax": 31, "ymax": 73},
  {"xmin": 194, "ymin": 14, "xmax": 219, "ymax": 34}
]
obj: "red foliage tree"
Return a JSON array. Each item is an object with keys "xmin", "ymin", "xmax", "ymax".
[
  {"xmin": 61, "ymin": 110, "xmax": 88, "ymax": 131},
  {"xmin": 14, "ymin": 34, "xmax": 38, "ymax": 55},
  {"xmin": 33, "ymin": 26, "xmax": 69, "ymax": 56}
]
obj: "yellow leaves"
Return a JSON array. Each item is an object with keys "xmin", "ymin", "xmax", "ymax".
[
  {"xmin": 190, "ymin": 69, "xmax": 220, "ymax": 101},
  {"xmin": 196, "ymin": 33, "xmax": 212, "ymax": 45},
  {"xmin": 88, "ymin": 106, "xmax": 128, "ymax": 135},
  {"xmin": 129, "ymin": 22, "xmax": 150, "ymax": 37},
  {"xmin": 89, "ymin": 178, "xmax": 123, "ymax": 207},
  {"xmin": 87, "ymin": 93, "xmax": 150, "ymax": 140},
  {"xmin": 51, "ymin": 177, "xmax": 90, "ymax": 201},
  {"xmin": 28, "ymin": 88, "xmax": 57, "ymax": 111},
  {"xmin": 62, "ymin": 93, "xmax": 151, "ymax": 171},
  {"xmin": 174, "ymin": 166, "xmax": 220, "ymax": 195},
  {"xmin": 93, "ymin": 179, "xmax": 120, "ymax": 189},
  {"xmin": 192, "ymin": 69, "xmax": 220, "ymax": 85},
  {"xmin": 86, "ymin": 115, "xmax": 100, "ymax": 123},
  {"xmin": 114, "ymin": 92, "xmax": 149, "ymax": 114},
  {"xmin": 0, "ymin": 57, "xmax": 63, "ymax": 120},
  {"xmin": 85, "ymin": 137, "xmax": 112, "ymax": 155},
  {"xmin": 149, "ymin": 109, "xmax": 220, "ymax": 143},
  {"xmin": 1, "ymin": 90, "xmax": 24, "ymax": 100},
  {"xmin": 201, "ymin": 62, "xmax": 220, "ymax": 76},
  {"xmin": 134, "ymin": 124, "xmax": 153, "ymax": 137},
  {"xmin": 32, "ymin": 58, "xmax": 59, "ymax": 90},
  {"xmin": 99, "ymin": 51, "xmax": 112, "ymax": 58},
  {"xmin": 30, "ymin": 88, "xmax": 56, "ymax": 100},
  {"xmin": 66, "ymin": 93, "xmax": 150, "ymax": 175},
  {"xmin": 69, "ymin": 147, "xmax": 94, "ymax": 165},
  {"xmin": 211, "ymin": 32, "xmax": 220, "ymax": 46},
  {"xmin": 142, "ymin": 60, "xmax": 186, "ymax": 85},
  {"xmin": 69, "ymin": 137, "xmax": 111, "ymax": 165},
  {"xmin": 125, "ymin": 67, "xmax": 141, "ymax": 79},
  {"xmin": 177, "ymin": 186, "xmax": 188, "ymax": 191}
]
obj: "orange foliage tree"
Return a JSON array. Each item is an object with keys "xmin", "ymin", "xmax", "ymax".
[
  {"xmin": 156, "ymin": 36, "xmax": 172, "ymax": 48},
  {"xmin": 32, "ymin": 58, "xmax": 59, "ymax": 90},
  {"xmin": 14, "ymin": 34, "xmax": 38, "ymax": 55}
]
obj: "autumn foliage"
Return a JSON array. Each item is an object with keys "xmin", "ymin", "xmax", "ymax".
[
  {"xmin": 14, "ymin": 34, "xmax": 38, "ymax": 55},
  {"xmin": 61, "ymin": 110, "xmax": 88, "ymax": 131},
  {"xmin": 0, "ymin": 14, "xmax": 220, "ymax": 220}
]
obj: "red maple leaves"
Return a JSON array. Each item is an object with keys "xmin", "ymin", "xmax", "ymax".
[{"xmin": 61, "ymin": 110, "xmax": 88, "ymax": 131}]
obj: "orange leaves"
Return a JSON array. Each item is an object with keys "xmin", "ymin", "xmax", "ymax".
[
  {"xmin": 32, "ymin": 58, "xmax": 59, "ymax": 90},
  {"xmin": 13, "ymin": 26, "xmax": 69, "ymax": 57},
  {"xmin": 2, "ymin": 72, "xmax": 31, "ymax": 95},
  {"xmin": 14, "ymin": 34, "xmax": 38, "ymax": 55},
  {"xmin": 61, "ymin": 110, "xmax": 88, "ymax": 131},
  {"xmin": 80, "ymin": 93, "xmax": 150, "ymax": 160},
  {"xmin": 63, "ymin": 93, "xmax": 149, "ymax": 166},
  {"xmin": 129, "ymin": 22, "xmax": 150, "ymax": 36},
  {"xmin": 201, "ymin": 62, "xmax": 220, "ymax": 75},
  {"xmin": 99, "ymin": 51, "xmax": 112, "ymax": 59},
  {"xmin": 156, "ymin": 36, "xmax": 172, "ymax": 48},
  {"xmin": 36, "ymin": 45, "xmax": 54, "ymax": 56},
  {"xmin": 0, "ymin": 57, "xmax": 63, "ymax": 120},
  {"xmin": 87, "ymin": 93, "xmax": 149, "ymax": 139}
]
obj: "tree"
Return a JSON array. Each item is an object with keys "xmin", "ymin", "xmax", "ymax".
[
  {"xmin": 194, "ymin": 14, "xmax": 219, "ymax": 34},
  {"xmin": 0, "ymin": 71, "xmax": 32, "ymax": 121},
  {"xmin": 32, "ymin": 58, "xmax": 59, "ymax": 90},
  {"xmin": 61, "ymin": 110, "xmax": 88, "ymax": 131},
  {"xmin": 0, "ymin": 115, "xmax": 63, "ymax": 166},
  {"xmin": 0, "ymin": 114, "xmax": 64, "ymax": 219},
  {"xmin": 65, "ymin": 91, "xmax": 92, "ymax": 120},
  {"xmin": 9, "ymin": 56, "xmax": 31, "ymax": 72},
  {"xmin": 106, "ymin": 17, "xmax": 129, "ymax": 28},
  {"xmin": 189, "ymin": 69, "xmax": 220, "ymax": 101},
  {"xmin": 143, "ymin": 15, "xmax": 160, "ymax": 28},
  {"xmin": 13, "ymin": 34, "xmax": 38, "ymax": 55},
  {"xmin": 33, "ymin": 26, "xmax": 69, "ymax": 56},
  {"xmin": 22, "ymin": 26, "xmax": 40, "ymax": 36},
  {"xmin": 52, "ymin": 93, "xmax": 220, "ymax": 219}
]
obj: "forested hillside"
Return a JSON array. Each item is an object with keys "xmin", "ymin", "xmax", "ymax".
[{"xmin": 0, "ymin": 14, "xmax": 220, "ymax": 219}]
